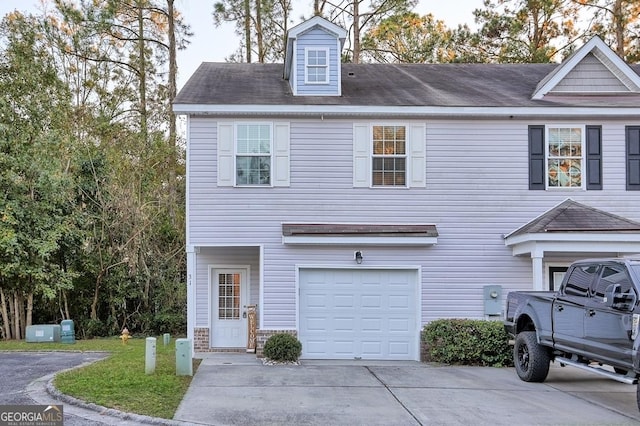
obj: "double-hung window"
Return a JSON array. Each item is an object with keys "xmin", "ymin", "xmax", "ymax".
[
  {"xmin": 305, "ymin": 48, "xmax": 329, "ymax": 84},
  {"xmin": 547, "ymin": 126, "xmax": 583, "ymax": 188},
  {"xmin": 372, "ymin": 125, "xmax": 406, "ymax": 186},
  {"xmin": 217, "ymin": 121, "xmax": 289, "ymax": 187},
  {"xmin": 236, "ymin": 124, "xmax": 271, "ymax": 185},
  {"xmin": 353, "ymin": 123, "xmax": 425, "ymax": 188},
  {"xmin": 529, "ymin": 124, "xmax": 602, "ymax": 190}
]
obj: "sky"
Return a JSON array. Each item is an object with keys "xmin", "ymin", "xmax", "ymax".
[{"xmin": 0, "ymin": 0, "xmax": 484, "ymax": 90}]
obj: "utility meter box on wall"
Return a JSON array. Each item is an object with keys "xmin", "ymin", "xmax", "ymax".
[{"xmin": 483, "ymin": 285, "xmax": 503, "ymax": 316}]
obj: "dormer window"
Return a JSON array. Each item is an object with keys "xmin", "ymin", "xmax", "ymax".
[
  {"xmin": 283, "ymin": 16, "xmax": 347, "ymax": 96},
  {"xmin": 305, "ymin": 48, "xmax": 329, "ymax": 84}
]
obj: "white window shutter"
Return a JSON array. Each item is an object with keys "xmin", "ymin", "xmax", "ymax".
[
  {"xmin": 273, "ymin": 122, "xmax": 290, "ymax": 187},
  {"xmin": 217, "ymin": 122, "xmax": 234, "ymax": 186},
  {"xmin": 353, "ymin": 124, "xmax": 370, "ymax": 187},
  {"xmin": 409, "ymin": 124, "xmax": 426, "ymax": 188}
]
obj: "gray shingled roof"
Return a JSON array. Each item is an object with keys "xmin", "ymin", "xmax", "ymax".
[
  {"xmin": 175, "ymin": 62, "xmax": 640, "ymax": 108},
  {"xmin": 507, "ymin": 199, "xmax": 640, "ymax": 238}
]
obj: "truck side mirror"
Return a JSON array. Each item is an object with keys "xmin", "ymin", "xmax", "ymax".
[
  {"xmin": 605, "ymin": 284, "xmax": 637, "ymax": 311},
  {"xmin": 623, "ymin": 291, "xmax": 638, "ymax": 310},
  {"xmin": 604, "ymin": 284, "xmax": 621, "ymax": 308}
]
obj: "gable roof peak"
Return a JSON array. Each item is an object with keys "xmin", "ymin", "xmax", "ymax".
[
  {"xmin": 532, "ymin": 36, "xmax": 640, "ymax": 99},
  {"xmin": 287, "ymin": 15, "xmax": 347, "ymax": 40}
]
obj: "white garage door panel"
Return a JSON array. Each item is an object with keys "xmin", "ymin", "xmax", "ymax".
[{"xmin": 299, "ymin": 269, "xmax": 419, "ymax": 360}]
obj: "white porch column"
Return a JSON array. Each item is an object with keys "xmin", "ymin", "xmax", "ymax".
[
  {"xmin": 531, "ymin": 250, "xmax": 544, "ymax": 291},
  {"xmin": 186, "ymin": 245, "xmax": 197, "ymax": 354}
]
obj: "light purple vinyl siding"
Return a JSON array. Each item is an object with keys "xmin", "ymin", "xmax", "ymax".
[{"xmin": 187, "ymin": 117, "xmax": 640, "ymax": 328}]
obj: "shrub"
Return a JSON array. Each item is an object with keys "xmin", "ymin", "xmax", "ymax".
[
  {"xmin": 151, "ymin": 313, "xmax": 187, "ymax": 336},
  {"xmin": 81, "ymin": 318, "xmax": 109, "ymax": 339},
  {"xmin": 423, "ymin": 319, "xmax": 513, "ymax": 367},
  {"xmin": 263, "ymin": 333, "xmax": 302, "ymax": 362}
]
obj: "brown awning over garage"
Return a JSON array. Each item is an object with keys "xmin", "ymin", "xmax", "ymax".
[{"xmin": 282, "ymin": 223, "xmax": 438, "ymax": 245}]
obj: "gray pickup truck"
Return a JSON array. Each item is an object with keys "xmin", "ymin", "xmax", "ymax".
[{"xmin": 504, "ymin": 257, "xmax": 640, "ymax": 408}]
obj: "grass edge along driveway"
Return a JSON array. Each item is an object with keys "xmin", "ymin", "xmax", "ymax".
[{"xmin": 0, "ymin": 338, "xmax": 199, "ymax": 419}]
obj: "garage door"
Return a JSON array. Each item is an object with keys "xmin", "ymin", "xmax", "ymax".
[{"xmin": 299, "ymin": 268, "xmax": 419, "ymax": 360}]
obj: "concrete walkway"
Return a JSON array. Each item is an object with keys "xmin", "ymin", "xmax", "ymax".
[{"xmin": 173, "ymin": 354, "xmax": 640, "ymax": 426}]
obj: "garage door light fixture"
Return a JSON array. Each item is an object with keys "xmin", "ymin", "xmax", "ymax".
[{"xmin": 354, "ymin": 251, "xmax": 363, "ymax": 264}]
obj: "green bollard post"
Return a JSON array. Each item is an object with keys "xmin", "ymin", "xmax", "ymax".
[
  {"xmin": 145, "ymin": 337, "xmax": 156, "ymax": 374},
  {"xmin": 175, "ymin": 338, "xmax": 193, "ymax": 376}
]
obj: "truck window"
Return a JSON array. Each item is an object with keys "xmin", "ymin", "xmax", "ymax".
[
  {"xmin": 591, "ymin": 265, "xmax": 633, "ymax": 301},
  {"xmin": 563, "ymin": 265, "xmax": 598, "ymax": 297},
  {"xmin": 631, "ymin": 265, "xmax": 640, "ymax": 281}
]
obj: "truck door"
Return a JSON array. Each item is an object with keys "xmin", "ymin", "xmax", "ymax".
[
  {"xmin": 583, "ymin": 264, "xmax": 636, "ymax": 370},
  {"xmin": 552, "ymin": 264, "xmax": 598, "ymax": 352}
]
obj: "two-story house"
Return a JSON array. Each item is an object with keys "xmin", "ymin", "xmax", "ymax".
[{"xmin": 173, "ymin": 16, "xmax": 640, "ymax": 361}]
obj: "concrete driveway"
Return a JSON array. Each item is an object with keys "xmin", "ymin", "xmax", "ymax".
[
  {"xmin": 174, "ymin": 354, "xmax": 640, "ymax": 426},
  {"xmin": 6, "ymin": 351, "xmax": 640, "ymax": 425}
]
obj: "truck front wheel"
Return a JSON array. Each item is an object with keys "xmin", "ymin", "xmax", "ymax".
[{"xmin": 514, "ymin": 331, "xmax": 550, "ymax": 382}]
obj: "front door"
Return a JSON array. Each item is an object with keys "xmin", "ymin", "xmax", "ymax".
[{"xmin": 211, "ymin": 269, "xmax": 248, "ymax": 348}]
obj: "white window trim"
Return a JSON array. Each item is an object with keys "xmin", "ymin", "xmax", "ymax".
[
  {"xmin": 545, "ymin": 124, "xmax": 585, "ymax": 190},
  {"xmin": 370, "ymin": 123, "xmax": 409, "ymax": 188},
  {"xmin": 234, "ymin": 122, "xmax": 274, "ymax": 187},
  {"xmin": 353, "ymin": 122, "xmax": 425, "ymax": 189},
  {"xmin": 304, "ymin": 47, "xmax": 330, "ymax": 85}
]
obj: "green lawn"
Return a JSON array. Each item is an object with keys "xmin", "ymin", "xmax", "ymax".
[{"xmin": 0, "ymin": 337, "xmax": 200, "ymax": 419}]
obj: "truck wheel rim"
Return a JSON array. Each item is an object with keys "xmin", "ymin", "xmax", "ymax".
[{"xmin": 518, "ymin": 344, "xmax": 529, "ymax": 371}]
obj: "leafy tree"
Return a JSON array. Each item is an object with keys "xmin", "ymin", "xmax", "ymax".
[
  {"xmin": 61, "ymin": 0, "xmax": 188, "ymax": 336},
  {"xmin": 572, "ymin": 0, "xmax": 640, "ymax": 61},
  {"xmin": 54, "ymin": 0, "xmax": 190, "ymax": 134},
  {"xmin": 471, "ymin": 0, "xmax": 582, "ymax": 63},
  {"xmin": 213, "ymin": 0, "xmax": 293, "ymax": 62},
  {"xmin": 316, "ymin": 0, "xmax": 416, "ymax": 63},
  {"xmin": 361, "ymin": 12, "xmax": 456, "ymax": 63},
  {"xmin": 0, "ymin": 1, "xmax": 189, "ymax": 339},
  {"xmin": 0, "ymin": 12, "xmax": 76, "ymax": 339}
]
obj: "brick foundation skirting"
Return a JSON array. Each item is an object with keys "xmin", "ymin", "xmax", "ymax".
[
  {"xmin": 193, "ymin": 327, "xmax": 299, "ymax": 356},
  {"xmin": 194, "ymin": 327, "xmax": 210, "ymax": 351},
  {"xmin": 420, "ymin": 336, "xmax": 430, "ymax": 362}
]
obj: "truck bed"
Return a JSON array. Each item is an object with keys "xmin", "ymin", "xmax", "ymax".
[{"xmin": 505, "ymin": 291, "xmax": 555, "ymax": 337}]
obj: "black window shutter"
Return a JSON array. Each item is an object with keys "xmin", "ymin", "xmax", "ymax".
[
  {"xmin": 585, "ymin": 125, "xmax": 602, "ymax": 190},
  {"xmin": 627, "ymin": 126, "xmax": 640, "ymax": 191},
  {"xmin": 529, "ymin": 125, "xmax": 545, "ymax": 190}
]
